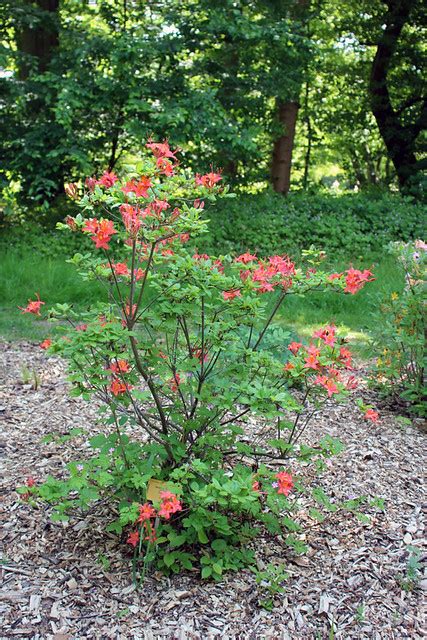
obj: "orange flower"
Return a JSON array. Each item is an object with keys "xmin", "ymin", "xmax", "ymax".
[
  {"xmin": 339, "ymin": 346, "xmax": 352, "ymax": 369},
  {"xmin": 195, "ymin": 171, "xmax": 222, "ymax": 188},
  {"xmin": 109, "ymin": 359, "xmax": 130, "ymax": 374},
  {"xmin": 83, "ymin": 218, "xmax": 117, "ymax": 250},
  {"xmin": 127, "ymin": 531, "xmax": 139, "ymax": 547},
  {"xmin": 364, "ymin": 408, "xmax": 380, "ymax": 423},
  {"xmin": 146, "ymin": 139, "xmax": 178, "ymax": 160},
  {"xmin": 110, "ymin": 378, "xmax": 127, "ymax": 396},
  {"xmin": 97, "ymin": 171, "xmax": 118, "ymax": 188},
  {"xmin": 313, "ymin": 325, "xmax": 336, "ymax": 347},
  {"xmin": 137, "ymin": 503, "xmax": 156, "ymax": 523},
  {"xmin": 112, "ymin": 262, "xmax": 129, "ymax": 277},
  {"xmin": 19, "ymin": 293, "xmax": 45, "ymax": 316},
  {"xmin": 275, "ymin": 471, "xmax": 294, "ymax": 496},
  {"xmin": 288, "ymin": 341, "xmax": 302, "ymax": 354},
  {"xmin": 169, "ymin": 373, "xmax": 182, "ymax": 392},
  {"xmin": 158, "ymin": 491, "xmax": 182, "ymax": 520},
  {"xmin": 314, "ymin": 375, "xmax": 340, "ymax": 397},
  {"xmin": 235, "ymin": 253, "xmax": 257, "ymax": 264},
  {"xmin": 222, "ymin": 289, "xmax": 241, "ymax": 301},
  {"xmin": 344, "ymin": 268, "xmax": 375, "ymax": 294}
]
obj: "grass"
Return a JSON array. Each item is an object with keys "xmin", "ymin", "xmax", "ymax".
[
  {"xmin": 0, "ymin": 251, "xmax": 107, "ymax": 341},
  {"xmin": 0, "ymin": 247, "xmax": 404, "ymax": 348},
  {"xmin": 276, "ymin": 254, "xmax": 405, "ymax": 353}
]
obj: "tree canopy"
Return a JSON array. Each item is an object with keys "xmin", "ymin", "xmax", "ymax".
[{"xmin": 0, "ymin": 0, "xmax": 425, "ymax": 210}]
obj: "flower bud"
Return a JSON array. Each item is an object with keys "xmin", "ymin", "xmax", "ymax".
[{"xmin": 64, "ymin": 183, "xmax": 78, "ymax": 200}]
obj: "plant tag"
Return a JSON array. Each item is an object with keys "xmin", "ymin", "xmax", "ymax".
[{"xmin": 147, "ymin": 479, "xmax": 168, "ymax": 502}]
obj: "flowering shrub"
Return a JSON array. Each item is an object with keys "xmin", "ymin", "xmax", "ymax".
[
  {"xmin": 371, "ymin": 240, "xmax": 426, "ymax": 416},
  {"xmin": 19, "ymin": 142, "xmax": 377, "ymax": 581}
]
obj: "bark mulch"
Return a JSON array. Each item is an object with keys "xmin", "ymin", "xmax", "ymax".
[{"xmin": 0, "ymin": 341, "xmax": 425, "ymax": 639}]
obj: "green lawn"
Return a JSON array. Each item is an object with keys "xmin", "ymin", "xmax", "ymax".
[
  {"xmin": 276, "ymin": 254, "xmax": 404, "ymax": 352},
  {"xmin": 0, "ymin": 252, "xmax": 107, "ymax": 341},
  {"xmin": 0, "ymin": 248, "xmax": 404, "ymax": 350}
]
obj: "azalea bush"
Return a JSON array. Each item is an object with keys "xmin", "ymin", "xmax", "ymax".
[
  {"xmin": 19, "ymin": 142, "xmax": 378, "ymax": 582},
  {"xmin": 371, "ymin": 240, "xmax": 426, "ymax": 416}
]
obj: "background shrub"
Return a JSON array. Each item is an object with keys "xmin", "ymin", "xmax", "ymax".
[
  {"xmin": 201, "ymin": 191, "xmax": 426, "ymax": 257},
  {"xmin": 2, "ymin": 191, "xmax": 424, "ymax": 260}
]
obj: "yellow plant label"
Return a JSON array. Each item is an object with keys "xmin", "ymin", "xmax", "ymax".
[{"xmin": 147, "ymin": 478, "xmax": 168, "ymax": 502}]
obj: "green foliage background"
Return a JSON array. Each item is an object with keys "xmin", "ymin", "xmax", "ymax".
[{"xmin": 0, "ymin": 0, "xmax": 425, "ymax": 213}]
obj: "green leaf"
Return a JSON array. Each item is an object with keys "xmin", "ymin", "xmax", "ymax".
[
  {"xmin": 168, "ymin": 533, "xmax": 187, "ymax": 548},
  {"xmin": 197, "ymin": 529, "xmax": 209, "ymax": 544},
  {"xmin": 211, "ymin": 538, "xmax": 227, "ymax": 552},
  {"xmin": 163, "ymin": 553, "xmax": 177, "ymax": 568},
  {"xmin": 89, "ymin": 434, "xmax": 107, "ymax": 449}
]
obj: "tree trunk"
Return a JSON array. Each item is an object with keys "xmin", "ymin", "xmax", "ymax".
[
  {"xmin": 271, "ymin": 101, "xmax": 299, "ymax": 194},
  {"xmin": 15, "ymin": 0, "xmax": 63, "ymax": 203},
  {"xmin": 302, "ymin": 79, "xmax": 312, "ymax": 190},
  {"xmin": 369, "ymin": 0, "xmax": 425, "ymax": 191},
  {"xmin": 364, "ymin": 145, "xmax": 378, "ymax": 185},
  {"xmin": 270, "ymin": 0, "xmax": 310, "ymax": 194},
  {"xmin": 17, "ymin": 0, "xmax": 60, "ymax": 79}
]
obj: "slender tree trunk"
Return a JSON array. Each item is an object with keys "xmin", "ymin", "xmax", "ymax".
[
  {"xmin": 271, "ymin": 101, "xmax": 299, "ymax": 194},
  {"xmin": 369, "ymin": 0, "xmax": 425, "ymax": 190},
  {"xmin": 364, "ymin": 145, "xmax": 378, "ymax": 185},
  {"xmin": 350, "ymin": 150, "xmax": 366, "ymax": 187},
  {"xmin": 302, "ymin": 80, "xmax": 312, "ymax": 189},
  {"xmin": 108, "ymin": 105, "xmax": 125, "ymax": 171},
  {"xmin": 224, "ymin": 160, "xmax": 238, "ymax": 180},
  {"xmin": 385, "ymin": 156, "xmax": 392, "ymax": 184}
]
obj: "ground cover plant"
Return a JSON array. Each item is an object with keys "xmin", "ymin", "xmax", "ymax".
[
  {"xmin": 203, "ymin": 191, "xmax": 426, "ymax": 257},
  {"xmin": 2, "ymin": 191, "xmax": 424, "ymax": 260},
  {"xmin": 17, "ymin": 143, "xmax": 383, "ymax": 585}
]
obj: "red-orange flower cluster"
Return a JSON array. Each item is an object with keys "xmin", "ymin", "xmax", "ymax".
[
  {"xmin": 109, "ymin": 359, "xmax": 130, "ymax": 374},
  {"xmin": 19, "ymin": 293, "xmax": 45, "ymax": 316},
  {"xmin": 344, "ymin": 267, "xmax": 375, "ymax": 294},
  {"xmin": 158, "ymin": 491, "xmax": 183, "ymax": 520},
  {"xmin": 237, "ymin": 254, "xmax": 296, "ymax": 294},
  {"xmin": 222, "ymin": 289, "xmax": 241, "ymax": 301},
  {"xmin": 119, "ymin": 204, "xmax": 142, "ymax": 236},
  {"xmin": 168, "ymin": 373, "xmax": 182, "ymax": 392},
  {"xmin": 127, "ymin": 492, "xmax": 182, "ymax": 548},
  {"xmin": 82, "ymin": 218, "xmax": 117, "ymax": 250},
  {"xmin": 195, "ymin": 171, "xmax": 222, "ymax": 188},
  {"xmin": 284, "ymin": 326, "xmax": 358, "ymax": 399},
  {"xmin": 110, "ymin": 377, "xmax": 128, "ymax": 396},
  {"xmin": 122, "ymin": 176, "xmax": 151, "ymax": 198},
  {"xmin": 275, "ymin": 471, "xmax": 294, "ymax": 496},
  {"xmin": 364, "ymin": 408, "xmax": 380, "ymax": 423},
  {"xmin": 146, "ymin": 139, "xmax": 178, "ymax": 176}
]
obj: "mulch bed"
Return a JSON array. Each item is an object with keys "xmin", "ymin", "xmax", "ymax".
[{"xmin": 0, "ymin": 341, "xmax": 425, "ymax": 639}]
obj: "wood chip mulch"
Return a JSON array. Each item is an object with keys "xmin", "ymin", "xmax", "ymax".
[{"xmin": 0, "ymin": 341, "xmax": 425, "ymax": 639}]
